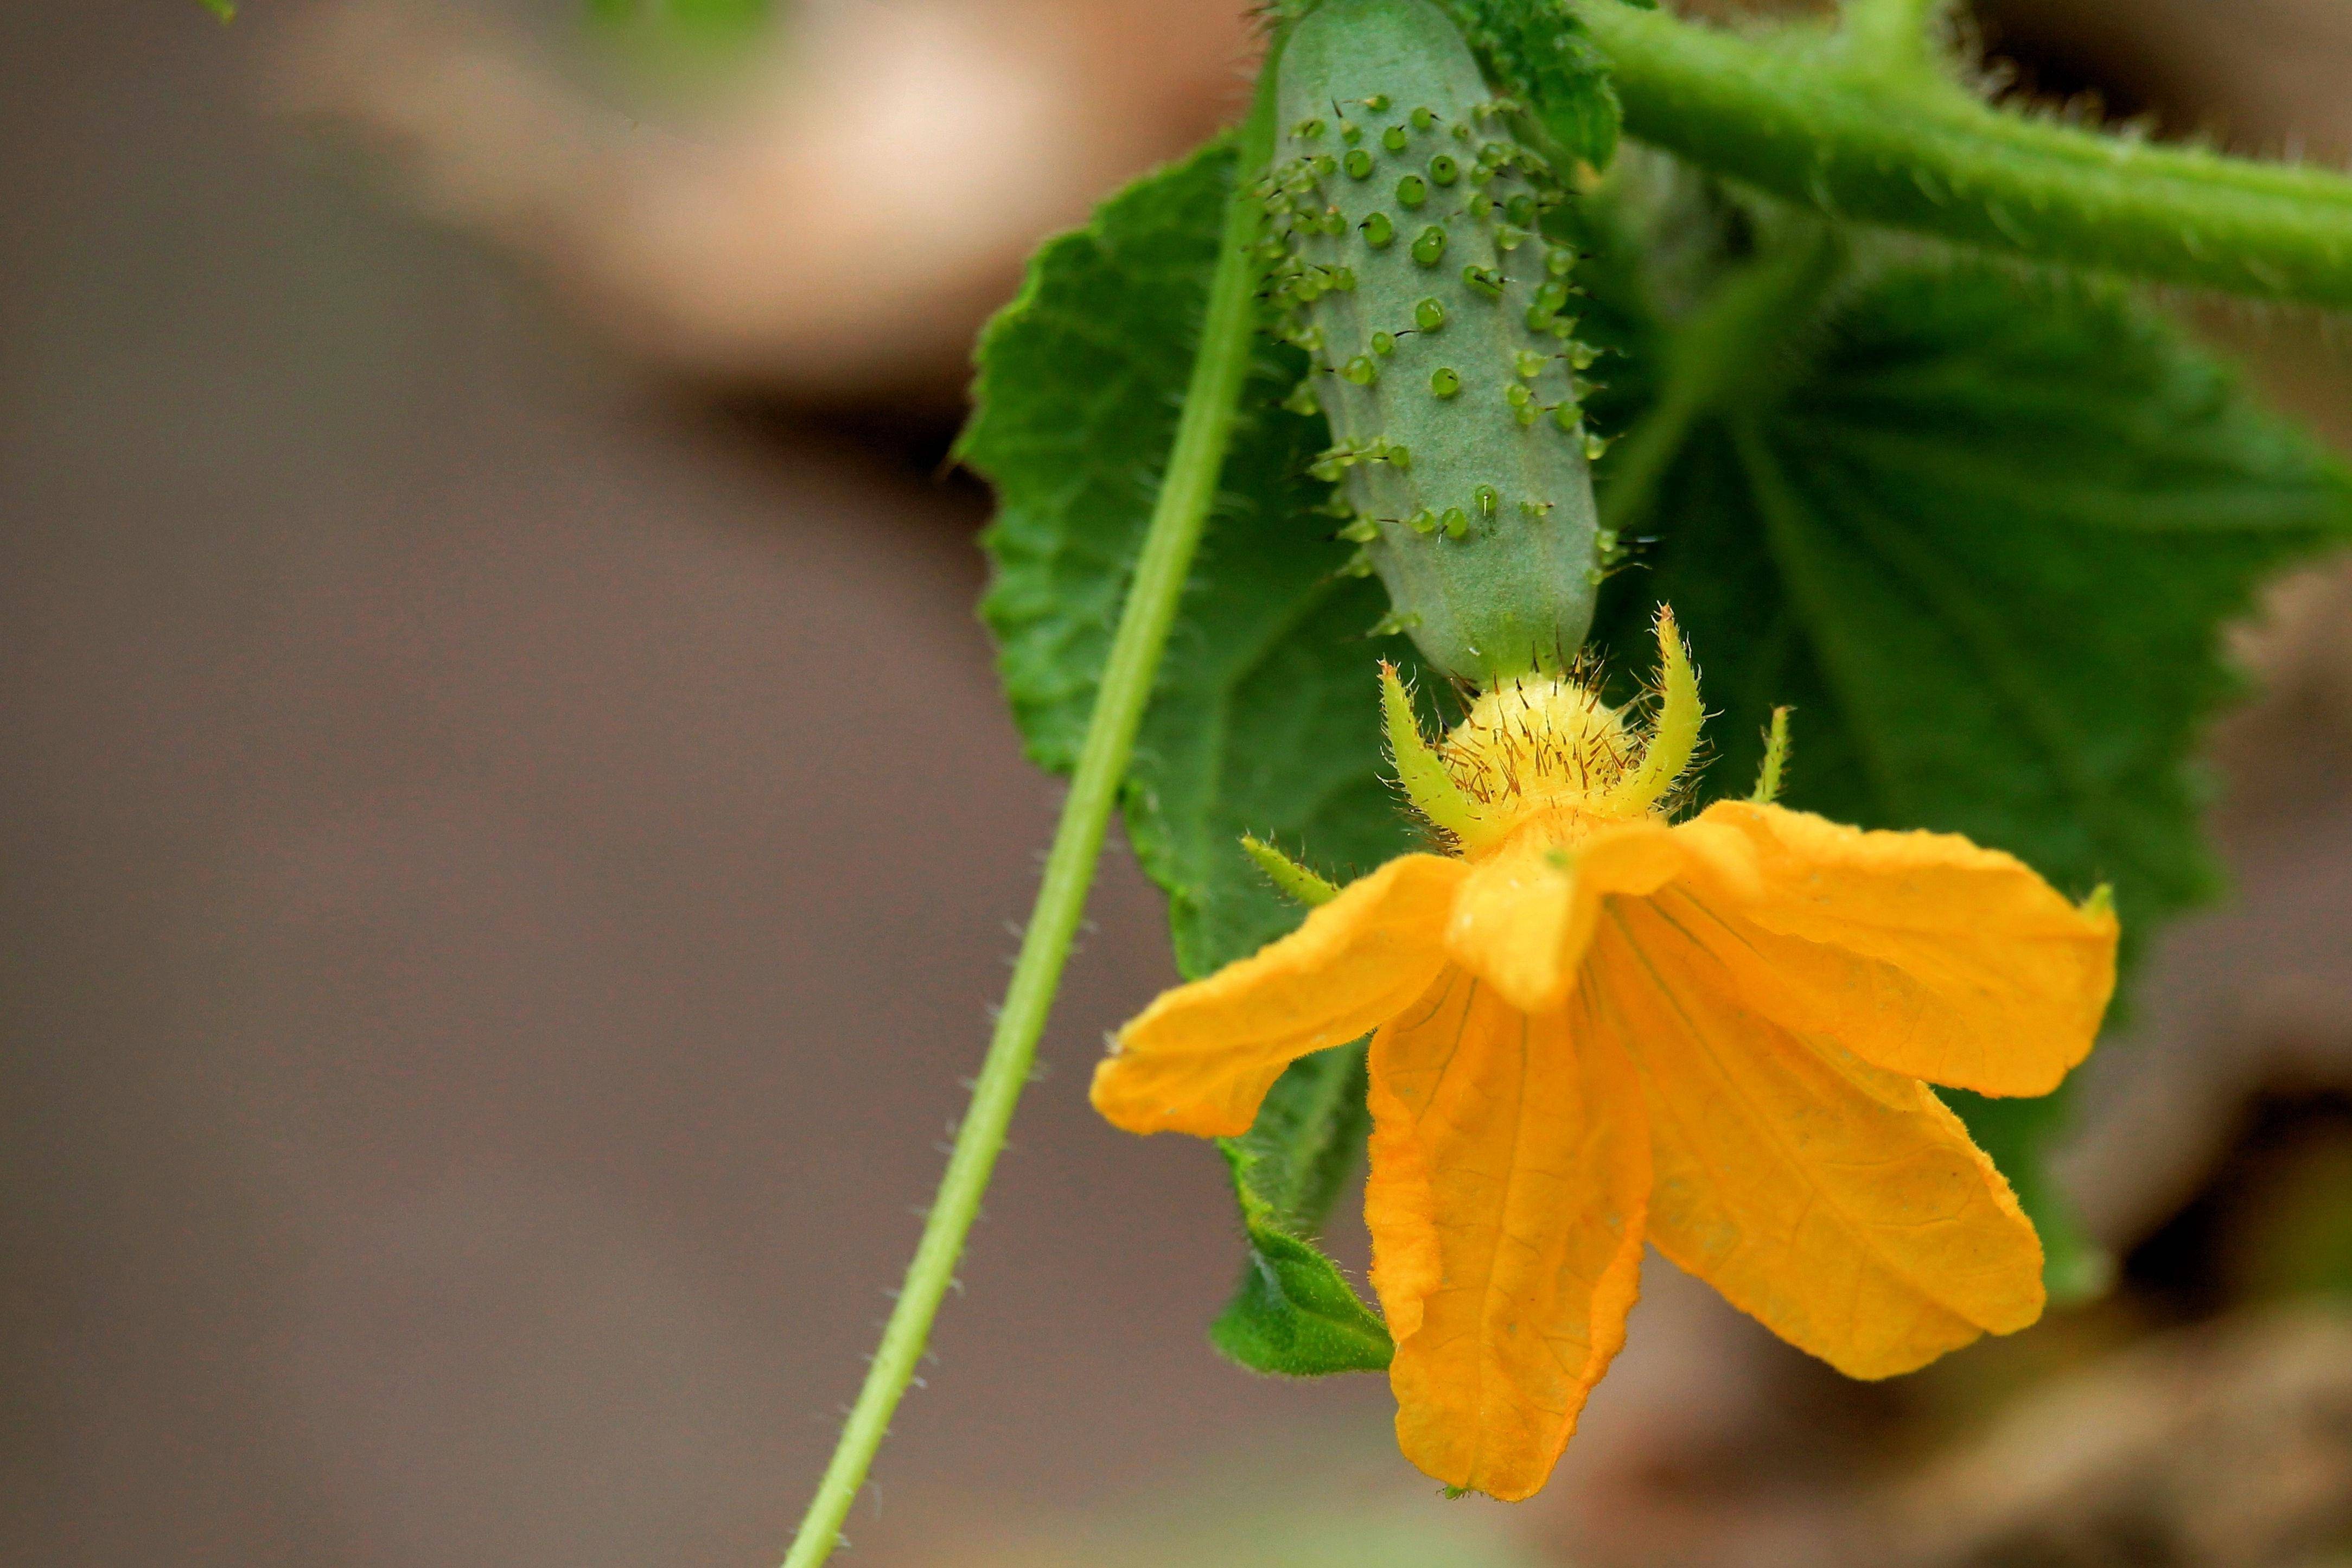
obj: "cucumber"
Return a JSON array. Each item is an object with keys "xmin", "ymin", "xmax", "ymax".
[{"xmin": 1267, "ymin": 0, "xmax": 1604, "ymax": 683}]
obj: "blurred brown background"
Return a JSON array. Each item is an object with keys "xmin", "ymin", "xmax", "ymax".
[{"xmin": 3, "ymin": 3, "xmax": 2350, "ymax": 1566}]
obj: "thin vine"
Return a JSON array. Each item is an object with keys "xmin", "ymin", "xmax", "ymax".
[{"xmin": 775, "ymin": 53, "xmax": 1284, "ymax": 1568}]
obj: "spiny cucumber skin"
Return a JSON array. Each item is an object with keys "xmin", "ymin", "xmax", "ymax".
[{"xmin": 1270, "ymin": 0, "xmax": 1604, "ymax": 684}]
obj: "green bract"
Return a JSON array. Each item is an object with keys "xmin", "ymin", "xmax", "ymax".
[{"xmin": 1271, "ymin": 0, "xmax": 1605, "ymax": 681}]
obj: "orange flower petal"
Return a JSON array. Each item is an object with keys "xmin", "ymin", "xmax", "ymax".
[
  {"xmin": 1444, "ymin": 818, "xmax": 1684, "ymax": 1014},
  {"xmin": 1670, "ymin": 802, "xmax": 2118, "ymax": 1097},
  {"xmin": 1591, "ymin": 897, "xmax": 2044, "ymax": 1380},
  {"xmin": 1091, "ymin": 853, "xmax": 1463, "ymax": 1137},
  {"xmin": 1365, "ymin": 968, "xmax": 1648, "ymax": 1500}
]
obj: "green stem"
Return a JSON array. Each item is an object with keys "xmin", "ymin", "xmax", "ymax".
[
  {"xmin": 1837, "ymin": 0, "xmax": 1944, "ymax": 74},
  {"xmin": 775, "ymin": 55, "xmax": 1282, "ymax": 1568},
  {"xmin": 1573, "ymin": 0, "xmax": 2352, "ymax": 308}
]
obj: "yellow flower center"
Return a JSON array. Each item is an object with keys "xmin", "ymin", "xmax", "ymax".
[
  {"xmin": 1441, "ymin": 677, "xmax": 1637, "ymax": 822},
  {"xmin": 1379, "ymin": 608, "xmax": 1704, "ymax": 855}
]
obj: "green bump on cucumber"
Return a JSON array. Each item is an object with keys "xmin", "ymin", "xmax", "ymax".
[{"xmin": 1262, "ymin": 0, "xmax": 1603, "ymax": 683}]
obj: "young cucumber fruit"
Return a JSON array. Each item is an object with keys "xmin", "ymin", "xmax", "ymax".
[{"xmin": 1269, "ymin": 0, "xmax": 1605, "ymax": 683}]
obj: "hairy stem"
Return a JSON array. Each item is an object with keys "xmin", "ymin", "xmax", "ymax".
[
  {"xmin": 776, "ymin": 56, "xmax": 1281, "ymax": 1568},
  {"xmin": 1573, "ymin": 0, "xmax": 2352, "ymax": 308},
  {"xmin": 1837, "ymin": 0, "xmax": 1946, "ymax": 74}
]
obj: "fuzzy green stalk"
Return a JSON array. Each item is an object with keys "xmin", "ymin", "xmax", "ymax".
[
  {"xmin": 776, "ymin": 54, "xmax": 1282, "ymax": 1568},
  {"xmin": 1836, "ymin": 0, "xmax": 1948, "ymax": 74},
  {"xmin": 1574, "ymin": 0, "xmax": 2352, "ymax": 309}
]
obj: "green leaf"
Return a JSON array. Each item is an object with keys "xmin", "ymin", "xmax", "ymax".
[
  {"xmin": 1580, "ymin": 240, "xmax": 2352, "ymax": 1282},
  {"xmin": 1435, "ymin": 0, "xmax": 1624, "ymax": 169},
  {"xmin": 966, "ymin": 140, "xmax": 1408, "ymax": 1373},
  {"xmin": 1211, "ymin": 1049, "xmax": 1393, "ymax": 1375},
  {"xmin": 1225, "ymin": 1041, "xmax": 1373, "ymax": 1238}
]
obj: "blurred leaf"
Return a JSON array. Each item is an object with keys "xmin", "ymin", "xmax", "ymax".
[
  {"xmin": 1578, "ymin": 234, "xmax": 2352, "ymax": 1280},
  {"xmin": 964, "ymin": 140, "xmax": 1411, "ymax": 1373},
  {"xmin": 587, "ymin": 0, "xmax": 769, "ymax": 42},
  {"xmin": 197, "ymin": 0, "xmax": 234, "ymax": 18},
  {"xmin": 1436, "ymin": 0, "xmax": 1623, "ymax": 168},
  {"xmin": 1949, "ymin": 1086, "xmax": 2111, "ymax": 1300}
]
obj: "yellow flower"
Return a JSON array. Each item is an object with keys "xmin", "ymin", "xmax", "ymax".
[{"xmin": 1091, "ymin": 610, "xmax": 2119, "ymax": 1501}]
